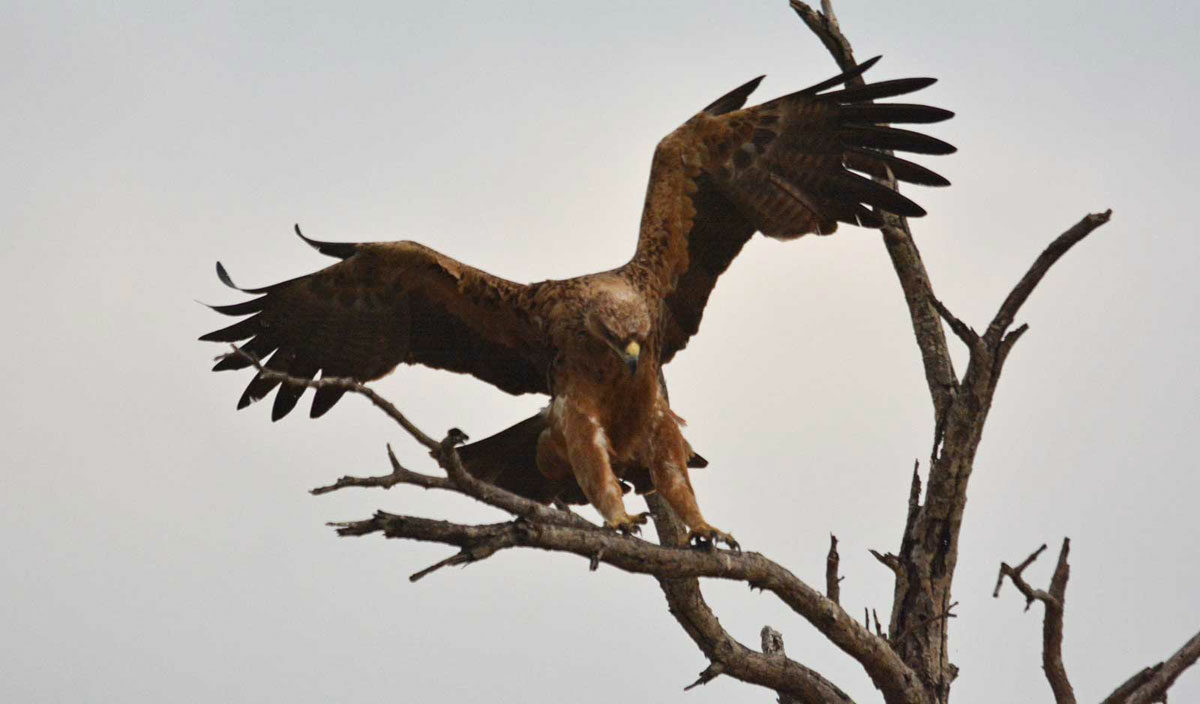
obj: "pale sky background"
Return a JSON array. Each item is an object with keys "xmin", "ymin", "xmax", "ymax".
[{"xmin": 3, "ymin": 1, "xmax": 1198, "ymax": 702}]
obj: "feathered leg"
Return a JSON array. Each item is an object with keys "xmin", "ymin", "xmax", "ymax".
[
  {"xmin": 646, "ymin": 410, "xmax": 738, "ymax": 550},
  {"xmin": 552, "ymin": 399, "xmax": 646, "ymax": 533}
]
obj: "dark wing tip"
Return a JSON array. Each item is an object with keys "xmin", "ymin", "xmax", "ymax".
[
  {"xmin": 702, "ymin": 74, "xmax": 767, "ymax": 116},
  {"xmin": 270, "ymin": 402, "xmax": 291, "ymax": 422},
  {"xmin": 310, "ymin": 386, "xmax": 347, "ymax": 418},
  {"xmin": 851, "ymin": 55, "xmax": 883, "ymax": 78},
  {"xmin": 215, "ymin": 261, "xmax": 240, "ymax": 290},
  {"xmin": 293, "ymin": 224, "xmax": 358, "ymax": 260},
  {"xmin": 799, "ymin": 55, "xmax": 883, "ymax": 96},
  {"xmin": 825, "ymin": 76, "xmax": 939, "ymax": 104},
  {"xmin": 840, "ymin": 103, "xmax": 955, "ymax": 125},
  {"xmin": 214, "ymin": 261, "xmax": 275, "ymax": 293},
  {"xmin": 198, "ymin": 297, "xmax": 266, "ymax": 317}
]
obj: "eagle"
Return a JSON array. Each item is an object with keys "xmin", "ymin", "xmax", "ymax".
[{"xmin": 201, "ymin": 56, "xmax": 953, "ymax": 548}]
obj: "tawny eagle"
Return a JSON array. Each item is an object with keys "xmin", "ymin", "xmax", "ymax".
[{"xmin": 202, "ymin": 57, "xmax": 953, "ymax": 547}]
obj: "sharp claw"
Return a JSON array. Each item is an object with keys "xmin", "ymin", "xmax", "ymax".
[
  {"xmin": 606, "ymin": 512, "xmax": 648, "ymax": 535},
  {"xmin": 687, "ymin": 526, "xmax": 739, "ymax": 551}
]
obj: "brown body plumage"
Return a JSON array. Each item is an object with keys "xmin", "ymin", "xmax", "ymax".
[{"xmin": 202, "ymin": 57, "xmax": 954, "ymax": 546}]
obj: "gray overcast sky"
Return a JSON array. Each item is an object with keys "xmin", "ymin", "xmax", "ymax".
[{"xmin": 2, "ymin": 1, "xmax": 1197, "ymax": 702}]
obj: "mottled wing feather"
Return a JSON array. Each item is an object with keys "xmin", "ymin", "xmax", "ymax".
[
  {"xmin": 201, "ymin": 236, "xmax": 550, "ymax": 419},
  {"xmin": 630, "ymin": 57, "xmax": 955, "ymax": 362}
]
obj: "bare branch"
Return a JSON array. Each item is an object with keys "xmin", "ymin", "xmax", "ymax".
[
  {"xmin": 789, "ymin": 0, "xmax": 856, "ymax": 73},
  {"xmin": 869, "ymin": 549, "xmax": 902, "ymax": 582},
  {"xmin": 787, "ymin": 6, "xmax": 1115, "ymax": 703},
  {"xmin": 929, "ymin": 295, "xmax": 980, "ymax": 349},
  {"xmin": 994, "ymin": 323, "xmax": 1030, "ymax": 371},
  {"xmin": 1103, "ymin": 630, "xmax": 1200, "ymax": 704},
  {"xmin": 761, "ymin": 627, "xmax": 802, "ymax": 704},
  {"xmin": 904, "ymin": 463, "xmax": 922, "ymax": 532},
  {"xmin": 826, "ymin": 534, "xmax": 842, "ymax": 604},
  {"xmin": 761, "ymin": 626, "xmax": 786, "ymax": 656},
  {"xmin": 335, "ymin": 487, "xmax": 883, "ymax": 702},
  {"xmin": 645, "ymin": 495, "xmax": 859, "ymax": 703},
  {"xmin": 995, "ymin": 539, "xmax": 1075, "ymax": 704},
  {"xmin": 684, "ymin": 662, "xmax": 725, "ymax": 692},
  {"xmin": 409, "ymin": 548, "xmax": 487, "ymax": 582},
  {"xmin": 985, "ymin": 210, "xmax": 1113, "ymax": 344},
  {"xmin": 992, "ymin": 543, "xmax": 1048, "ymax": 602},
  {"xmin": 310, "ymin": 444, "xmax": 453, "ymax": 495}
]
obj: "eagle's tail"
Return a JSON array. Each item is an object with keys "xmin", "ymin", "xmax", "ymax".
[
  {"xmin": 457, "ymin": 413, "xmax": 581, "ymax": 503},
  {"xmin": 457, "ymin": 412, "xmax": 708, "ymax": 506}
]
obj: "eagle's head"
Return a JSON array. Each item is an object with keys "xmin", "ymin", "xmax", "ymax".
[{"xmin": 583, "ymin": 283, "xmax": 651, "ymax": 376}]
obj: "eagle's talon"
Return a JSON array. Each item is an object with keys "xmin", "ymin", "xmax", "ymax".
[
  {"xmin": 606, "ymin": 512, "xmax": 648, "ymax": 535},
  {"xmin": 688, "ymin": 525, "xmax": 739, "ymax": 551}
]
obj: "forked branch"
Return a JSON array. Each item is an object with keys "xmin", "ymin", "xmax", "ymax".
[
  {"xmin": 1101, "ymin": 630, "xmax": 1200, "ymax": 704},
  {"xmin": 996, "ymin": 538, "xmax": 1200, "ymax": 704},
  {"xmin": 995, "ymin": 539, "xmax": 1075, "ymax": 704},
  {"xmin": 787, "ymin": 3, "xmax": 1128, "ymax": 701},
  {"xmin": 986, "ymin": 210, "xmax": 1113, "ymax": 345}
]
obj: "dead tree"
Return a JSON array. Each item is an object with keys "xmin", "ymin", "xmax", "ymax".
[{"xmin": 220, "ymin": 3, "xmax": 1198, "ymax": 702}]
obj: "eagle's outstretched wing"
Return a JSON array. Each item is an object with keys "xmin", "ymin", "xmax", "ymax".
[
  {"xmin": 201, "ymin": 228, "xmax": 551, "ymax": 420},
  {"xmin": 625, "ymin": 56, "xmax": 954, "ymax": 362}
]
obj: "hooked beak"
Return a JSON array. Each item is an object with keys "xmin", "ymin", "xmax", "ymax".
[{"xmin": 620, "ymin": 340, "xmax": 641, "ymax": 375}]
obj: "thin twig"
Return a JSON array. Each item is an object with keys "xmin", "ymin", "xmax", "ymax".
[
  {"xmin": 986, "ymin": 210, "xmax": 1113, "ymax": 345},
  {"xmin": 930, "ymin": 295, "xmax": 980, "ymax": 349},
  {"xmin": 869, "ymin": 549, "xmax": 902, "ymax": 578},
  {"xmin": 995, "ymin": 539, "xmax": 1075, "ymax": 704},
  {"xmin": 310, "ymin": 445, "xmax": 453, "ymax": 495},
  {"xmin": 993, "ymin": 543, "xmax": 1048, "ymax": 601},
  {"xmin": 684, "ymin": 662, "xmax": 725, "ymax": 691}
]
